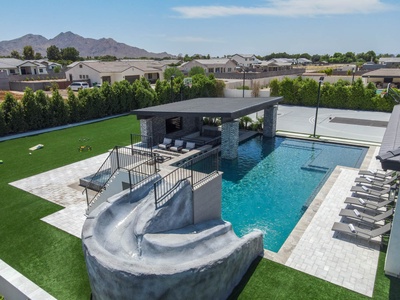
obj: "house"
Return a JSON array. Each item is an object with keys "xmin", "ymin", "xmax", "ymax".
[
  {"xmin": 0, "ymin": 58, "xmax": 48, "ymax": 76},
  {"xmin": 362, "ymin": 68, "xmax": 400, "ymax": 88},
  {"xmin": 231, "ymin": 54, "xmax": 260, "ymax": 68},
  {"xmin": 254, "ymin": 59, "xmax": 293, "ymax": 72},
  {"xmin": 179, "ymin": 58, "xmax": 238, "ymax": 74},
  {"xmin": 360, "ymin": 61, "xmax": 383, "ymax": 71},
  {"xmin": 296, "ymin": 58, "xmax": 312, "ymax": 65},
  {"xmin": 34, "ymin": 59, "xmax": 62, "ymax": 70},
  {"xmin": 378, "ymin": 57, "xmax": 400, "ymax": 68},
  {"xmin": 65, "ymin": 60, "xmax": 170, "ymax": 85}
]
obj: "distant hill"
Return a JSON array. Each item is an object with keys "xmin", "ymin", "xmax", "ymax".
[{"xmin": 0, "ymin": 31, "xmax": 173, "ymax": 59}]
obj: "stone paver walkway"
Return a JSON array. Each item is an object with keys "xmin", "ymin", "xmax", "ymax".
[
  {"xmin": 285, "ymin": 167, "xmax": 380, "ymax": 296},
  {"xmin": 9, "ymin": 145, "xmax": 387, "ymax": 297}
]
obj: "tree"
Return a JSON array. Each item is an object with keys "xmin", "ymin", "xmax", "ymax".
[
  {"xmin": 10, "ymin": 50, "xmax": 21, "ymax": 59},
  {"xmin": 48, "ymin": 89, "xmax": 69, "ymax": 126},
  {"xmin": 0, "ymin": 108, "xmax": 6, "ymax": 136},
  {"xmin": 163, "ymin": 67, "xmax": 183, "ymax": 80},
  {"xmin": 34, "ymin": 52, "xmax": 43, "ymax": 60},
  {"xmin": 22, "ymin": 88, "xmax": 42, "ymax": 130},
  {"xmin": 23, "ymin": 46, "xmax": 35, "ymax": 60},
  {"xmin": 46, "ymin": 45, "xmax": 61, "ymax": 61},
  {"xmin": 2, "ymin": 93, "xmax": 26, "ymax": 133},
  {"xmin": 188, "ymin": 66, "xmax": 205, "ymax": 77},
  {"xmin": 61, "ymin": 47, "xmax": 80, "ymax": 61}
]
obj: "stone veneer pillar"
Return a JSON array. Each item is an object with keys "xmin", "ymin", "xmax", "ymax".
[
  {"xmin": 263, "ymin": 105, "xmax": 278, "ymax": 137},
  {"xmin": 140, "ymin": 118, "xmax": 153, "ymax": 147},
  {"xmin": 221, "ymin": 120, "xmax": 239, "ymax": 160}
]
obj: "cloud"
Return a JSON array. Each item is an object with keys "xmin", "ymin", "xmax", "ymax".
[{"xmin": 172, "ymin": 0, "xmax": 395, "ymax": 18}]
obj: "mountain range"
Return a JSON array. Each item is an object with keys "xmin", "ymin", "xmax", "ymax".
[{"xmin": 0, "ymin": 32, "xmax": 173, "ymax": 59}]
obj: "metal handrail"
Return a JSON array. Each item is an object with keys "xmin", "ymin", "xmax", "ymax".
[
  {"xmin": 154, "ymin": 148, "xmax": 219, "ymax": 208},
  {"xmin": 84, "ymin": 145, "xmax": 157, "ymax": 207}
]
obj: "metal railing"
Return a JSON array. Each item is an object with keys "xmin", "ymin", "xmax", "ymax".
[
  {"xmin": 153, "ymin": 148, "xmax": 219, "ymax": 208},
  {"xmin": 84, "ymin": 145, "xmax": 157, "ymax": 208},
  {"xmin": 131, "ymin": 133, "xmax": 153, "ymax": 151}
]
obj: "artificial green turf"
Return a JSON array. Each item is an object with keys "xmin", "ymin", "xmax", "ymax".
[
  {"xmin": 0, "ymin": 115, "xmax": 140, "ymax": 300},
  {"xmin": 1, "ymin": 114, "xmax": 399, "ymax": 300}
]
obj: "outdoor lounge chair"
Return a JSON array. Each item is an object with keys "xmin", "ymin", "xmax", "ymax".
[
  {"xmin": 354, "ymin": 174, "xmax": 398, "ymax": 187},
  {"xmin": 339, "ymin": 207, "xmax": 394, "ymax": 223},
  {"xmin": 331, "ymin": 221, "xmax": 391, "ymax": 240},
  {"xmin": 358, "ymin": 169, "xmax": 397, "ymax": 179},
  {"xmin": 158, "ymin": 138, "xmax": 172, "ymax": 150},
  {"xmin": 351, "ymin": 184, "xmax": 395, "ymax": 197},
  {"xmin": 344, "ymin": 196, "xmax": 394, "ymax": 210},
  {"xmin": 182, "ymin": 142, "xmax": 196, "ymax": 153},
  {"xmin": 170, "ymin": 140, "xmax": 184, "ymax": 152}
]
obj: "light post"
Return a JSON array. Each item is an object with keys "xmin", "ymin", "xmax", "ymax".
[
  {"xmin": 313, "ymin": 76, "xmax": 324, "ymax": 138},
  {"xmin": 352, "ymin": 67, "xmax": 355, "ymax": 85},
  {"xmin": 236, "ymin": 66, "xmax": 247, "ymax": 97}
]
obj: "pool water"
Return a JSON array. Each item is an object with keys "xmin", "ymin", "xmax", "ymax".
[{"xmin": 220, "ymin": 136, "xmax": 367, "ymax": 252}]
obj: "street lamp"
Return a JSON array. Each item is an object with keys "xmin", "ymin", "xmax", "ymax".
[
  {"xmin": 236, "ymin": 66, "xmax": 247, "ymax": 97},
  {"xmin": 313, "ymin": 76, "xmax": 324, "ymax": 138},
  {"xmin": 352, "ymin": 67, "xmax": 355, "ymax": 85}
]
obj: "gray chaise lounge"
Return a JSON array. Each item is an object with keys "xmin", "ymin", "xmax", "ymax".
[
  {"xmin": 358, "ymin": 169, "xmax": 397, "ymax": 179},
  {"xmin": 354, "ymin": 174, "xmax": 398, "ymax": 187},
  {"xmin": 344, "ymin": 196, "xmax": 395, "ymax": 210},
  {"xmin": 351, "ymin": 185, "xmax": 395, "ymax": 197},
  {"xmin": 339, "ymin": 208, "xmax": 394, "ymax": 223},
  {"xmin": 332, "ymin": 222, "xmax": 392, "ymax": 240}
]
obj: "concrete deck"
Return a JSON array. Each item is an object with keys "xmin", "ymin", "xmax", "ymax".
[{"xmin": 5, "ymin": 106, "xmax": 394, "ymax": 298}]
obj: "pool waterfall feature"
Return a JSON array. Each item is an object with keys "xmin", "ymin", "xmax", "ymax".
[{"xmin": 82, "ymin": 149, "xmax": 263, "ymax": 300}]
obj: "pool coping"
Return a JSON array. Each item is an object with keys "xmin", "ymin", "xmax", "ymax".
[{"xmin": 263, "ymin": 134, "xmax": 378, "ymax": 264}]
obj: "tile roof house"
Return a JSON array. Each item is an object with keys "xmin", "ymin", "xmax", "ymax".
[
  {"xmin": 378, "ymin": 57, "xmax": 400, "ymax": 68},
  {"xmin": 65, "ymin": 60, "xmax": 172, "ymax": 85},
  {"xmin": 179, "ymin": 58, "xmax": 238, "ymax": 74},
  {"xmin": 362, "ymin": 68, "xmax": 400, "ymax": 87},
  {"xmin": 231, "ymin": 54, "xmax": 261, "ymax": 68},
  {"xmin": 0, "ymin": 58, "xmax": 48, "ymax": 76}
]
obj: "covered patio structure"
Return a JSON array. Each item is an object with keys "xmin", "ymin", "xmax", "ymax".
[
  {"xmin": 132, "ymin": 97, "xmax": 282, "ymax": 159},
  {"xmin": 375, "ymin": 104, "xmax": 400, "ymax": 278}
]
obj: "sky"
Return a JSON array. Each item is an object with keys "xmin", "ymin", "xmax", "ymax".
[{"xmin": 1, "ymin": 0, "xmax": 399, "ymax": 57}]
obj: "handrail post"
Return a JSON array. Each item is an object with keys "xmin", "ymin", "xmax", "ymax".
[
  {"xmin": 116, "ymin": 146, "xmax": 120, "ymax": 169},
  {"xmin": 129, "ymin": 170, "xmax": 132, "ymax": 190}
]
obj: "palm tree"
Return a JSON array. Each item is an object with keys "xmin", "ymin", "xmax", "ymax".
[{"xmin": 239, "ymin": 116, "xmax": 253, "ymax": 129}]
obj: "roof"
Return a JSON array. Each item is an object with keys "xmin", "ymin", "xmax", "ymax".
[
  {"xmin": 362, "ymin": 68, "xmax": 400, "ymax": 78},
  {"xmin": 379, "ymin": 57, "xmax": 400, "ymax": 63},
  {"xmin": 377, "ymin": 105, "xmax": 400, "ymax": 171},
  {"xmin": 232, "ymin": 54, "xmax": 256, "ymax": 58},
  {"xmin": 132, "ymin": 97, "xmax": 282, "ymax": 120},
  {"xmin": 194, "ymin": 58, "xmax": 233, "ymax": 65},
  {"xmin": 75, "ymin": 61, "xmax": 163, "ymax": 73}
]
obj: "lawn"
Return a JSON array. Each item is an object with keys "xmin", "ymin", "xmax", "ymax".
[{"xmin": 0, "ymin": 114, "xmax": 398, "ymax": 299}]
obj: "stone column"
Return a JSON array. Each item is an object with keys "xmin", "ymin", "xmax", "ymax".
[
  {"xmin": 263, "ymin": 105, "xmax": 278, "ymax": 138},
  {"xmin": 140, "ymin": 118, "xmax": 153, "ymax": 147},
  {"xmin": 221, "ymin": 120, "xmax": 239, "ymax": 160}
]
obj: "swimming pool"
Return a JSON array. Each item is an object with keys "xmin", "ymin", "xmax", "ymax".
[{"xmin": 220, "ymin": 136, "xmax": 367, "ymax": 252}]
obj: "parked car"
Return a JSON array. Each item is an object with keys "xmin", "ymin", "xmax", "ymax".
[{"xmin": 68, "ymin": 82, "xmax": 89, "ymax": 91}]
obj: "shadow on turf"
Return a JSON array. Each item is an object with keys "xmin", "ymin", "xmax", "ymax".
[{"xmin": 228, "ymin": 256, "xmax": 263, "ymax": 299}]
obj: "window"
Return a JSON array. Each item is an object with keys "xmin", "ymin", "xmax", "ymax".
[
  {"xmin": 39, "ymin": 69, "xmax": 44, "ymax": 73},
  {"xmin": 79, "ymin": 75, "xmax": 82, "ymax": 79},
  {"xmin": 148, "ymin": 73, "xmax": 153, "ymax": 79},
  {"xmin": 79, "ymin": 64, "xmax": 83, "ymax": 68},
  {"xmin": 228, "ymin": 68, "xmax": 232, "ymax": 72},
  {"xmin": 165, "ymin": 117, "xmax": 182, "ymax": 134}
]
